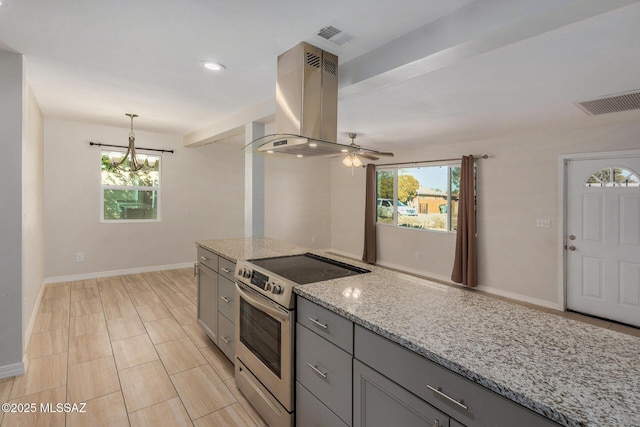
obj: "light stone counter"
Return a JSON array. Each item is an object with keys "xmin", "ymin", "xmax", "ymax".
[
  {"xmin": 195, "ymin": 238, "xmax": 640, "ymax": 427},
  {"xmin": 196, "ymin": 237, "xmax": 308, "ymax": 261},
  {"xmin": 295, "ymin": 267, "xmax": 640, "ymax": 427}
]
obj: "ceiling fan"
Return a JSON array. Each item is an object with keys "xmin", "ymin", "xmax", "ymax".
[{"xmin": 341, "ymin": 133, "xmax": 394, "ymax": 166}]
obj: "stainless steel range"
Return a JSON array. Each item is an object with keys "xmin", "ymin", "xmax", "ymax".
[{"xmin": 234, "ymin": 252, "xmax": 370, "ymax": 427}]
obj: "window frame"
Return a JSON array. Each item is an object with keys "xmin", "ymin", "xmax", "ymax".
[
  {"xmin": 375, "ymin": 162, "xmax": 462, "ymax": 233},
  {"xmin": 100, "ymin": 150, "xmax": 162, "ymax": 223}
]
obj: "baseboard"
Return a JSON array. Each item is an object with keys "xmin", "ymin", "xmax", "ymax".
[
  {"xmin": 327, "ymin": 249, "xmax": 562, "ymax": 311},
  {"xmin": 474, "ymin": 285, "xmax": 562, "ymax": 311},
  {"xmin": 0, "ymin": 361, "xmax": 25, "ymax": 380},
  {"xmin": 44, "ymin": 262, "xmax": 194, "ymax": 285},
  {"xmin": 23, "ymin": 281, "xmax": 46, "ymax": 358}
]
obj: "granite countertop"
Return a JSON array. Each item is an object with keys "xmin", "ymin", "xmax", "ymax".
[
  {"xmin": 195, "ymin": 238, "xmax": 640, "ymax": 427},
  {"xmin": 196, "ymin": 237, "xmax": 309, "ymax": 262}
]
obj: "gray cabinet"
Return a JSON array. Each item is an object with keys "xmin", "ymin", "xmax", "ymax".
[
  {"xmin": 354, "ymin": 359, "xmax": 450, "ymax": 427},
  {"xmin": 197, "ymin": 260, "xmax": 218, "ymax": 342},
  {"xmin": 296, "ymin": 297, "xmax": 353, "ymax": 427},
  {"xmin": 197, "ymin": 245, "xmax": 236, "ymax": 362},
  {"xmin": 354, "ymin": 325, "xmax": 558, "ymax": 427},
  {"xmin": 297, "ymin": 381, "xmax": 348, "ymax": 427}
]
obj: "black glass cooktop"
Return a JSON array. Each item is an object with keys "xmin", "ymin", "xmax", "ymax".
[{"xmin": 248, "ymin": 253, "xmax": 370, "ymax": 285}]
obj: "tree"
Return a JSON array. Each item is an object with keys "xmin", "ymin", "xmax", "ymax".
[
  {"xmin": 451, "ymin": 166, "xmax": 460, "ymax": 193},
  {"xmin": 398, "ymin": 174, "xmax": 419, "ymax": 203},
  {"xmin": 377, "ymin": 171, "xmax": 393, "ymax": 199}
]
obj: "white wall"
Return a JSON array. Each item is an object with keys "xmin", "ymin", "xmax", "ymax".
[
  {"xmin": 330, "ymin": 121, "xmax": 640, "ymax": 307},
  {"xmin": 0, "ymin": 50, "xmax": 24, "ymax": 374},
  {"xmin": 22, "ymin": 77, "xmax": 45, "ymax": 353},
  {"xmin": 44, "ymin": 119, "xmax": 245, "ymax": 279},
  {"xmin": 264, "ymin": 155, "xmax": 333, "ymax": 250}
]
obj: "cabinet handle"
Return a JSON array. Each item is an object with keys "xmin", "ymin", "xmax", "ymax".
[
  {"xmin": 426, "ymin": 385, "xmax": 468, "ymax": 411},
  {"xmin": 221, "ymin": 267, "xmax": 231, "ymax": 273},
  {"xmin": 307, "ymin": 363, "xmax": 328, "ymax": 379},
  {"xmin": 308, "ymin": 318, "xmax": 328, "ymax": 329},
  {"xmin": 221, "ymin": 336, "xmax": 231, "ymax": 344},
  {"xmin": 193, "ymin": 263, "xmax": 198, "ymax": 277},
  {"xmin": 434, "ymin": 421, "xmax": 440, "ymax": 427},
  {"xmin": 220, "ymin": 296, "xmax": 231, "ymax": 303},
  {"xmin": 200, "ymin": 256, "xmax": 209, "ymax": 261}
]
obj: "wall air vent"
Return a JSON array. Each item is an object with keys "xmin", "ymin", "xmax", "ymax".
[
  {"xmin": 575, "ymin": 90, "xmax": 640, "ymax": 116},
  {"xmin": 317, "ymin": 25, "xmax": 353, "ymax": 46}
]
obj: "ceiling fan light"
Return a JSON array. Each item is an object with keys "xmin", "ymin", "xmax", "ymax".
[
  {"xmin": 352, "ymin": 155, "xmax": 362, "ymax": 168},
  {"xmin": 342, "ymin": 156, "xmax": 353, "ymax": 167}
]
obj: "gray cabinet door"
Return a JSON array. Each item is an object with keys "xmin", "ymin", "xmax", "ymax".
[
  {"xmin": 296, "ymin": 381, "xmax": 349, "ymax": 427},
  {"xmin": 296, "ymin": 323, "xmax": 352, "ymax": 425},
  {"xmin": 197, "ymin": 263, "xmax": 218, "ymax": 342},
  {"xmin": 354, "ymin": 359, "xmax": 450, "ymax": 427}
]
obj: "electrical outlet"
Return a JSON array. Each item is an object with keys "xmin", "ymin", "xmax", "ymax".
[
  {"xmin": 311, "ymin": 236, "xmax": 316, "ymax": 243},
  {"xmin": 415, "ymin": 251, "xmax": 420, "ymax": 260},
  {"xmin": 536, "ymin": 219, "xmax": 551, "ymax": 228},
  {"xmin": 75, "ymin": 252, "xmax": 84, "ymax": 263}
]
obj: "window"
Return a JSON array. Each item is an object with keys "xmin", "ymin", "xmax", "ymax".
[
  {"xmin": 101, "ymin": 151, "xmax": 160, "ymax": 221},
  {"xmin": 585, "ymin": 167, "xmax": 639, "ymax": 188},
  {"xmin": 376, "ymin": 164, "xmax": 462, "ymax": 231}
]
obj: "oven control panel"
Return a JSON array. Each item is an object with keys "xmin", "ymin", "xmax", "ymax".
[{"xmin": 235, "ymin": 262, "xmax": 293, "ymax": 308}]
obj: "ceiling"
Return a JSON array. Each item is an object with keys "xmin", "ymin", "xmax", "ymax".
[{"xmin": 1, "ymin": 0, "xmax": 639, "ymax": 150}]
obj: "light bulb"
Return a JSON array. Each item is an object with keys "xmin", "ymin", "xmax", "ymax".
[
  {"xmin": 343, "ymin": 156, "xmax": 353, "ymax": 167},
  {"xmin": 352, "ymin": 155, "xmax": 362, "ymax": 168}
]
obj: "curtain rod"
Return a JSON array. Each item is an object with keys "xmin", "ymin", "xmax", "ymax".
[
  {"xmin": 369, "ymin": 154, "xmax": 488, "ymax": 168},
  {"xmin": 88, "ymin": 141, "xmax": 174, "ymax": 154}
]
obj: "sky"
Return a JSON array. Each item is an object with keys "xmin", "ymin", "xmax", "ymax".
[{"xmin": 400, "ymin": 166, "xmax": 448, "ymax": 192}]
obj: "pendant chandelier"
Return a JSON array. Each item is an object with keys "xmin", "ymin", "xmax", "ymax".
[{"xmin": 110, "ymin": 113, "xmax": 152, "ymax": 172}]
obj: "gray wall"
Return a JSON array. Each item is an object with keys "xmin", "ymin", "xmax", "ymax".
[
  {"xmin": 0, "ymin": 50, "xmax": 24, "ymax": 372},
  {"xmin": 22, "ymin": 78, "xmax": 45, "ymax": 353},
  {"xmin": 44, "ymin": 119, "xmax": 246, "ymax": 279}
]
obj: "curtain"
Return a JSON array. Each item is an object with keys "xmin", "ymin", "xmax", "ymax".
[
  {"xmin": 451, "ymin": 155, "xmax": 478, "ymax": 287},
  {"xmin": 362, "ymin": 164, "xmax": 377, "ymax": 264}
]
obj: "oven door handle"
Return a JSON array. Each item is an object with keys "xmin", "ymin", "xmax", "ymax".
[{"xmin": 236, "ymin": 282, "xmax": 290, "ymax": 321}]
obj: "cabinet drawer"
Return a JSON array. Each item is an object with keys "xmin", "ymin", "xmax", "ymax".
[
  {"xmin": 354, "ymin": 359, "xmax": 450, "ymax": 427},
  {"xmin": 354, "ymin": 326, "xmax": 559, "ymax": 427},
  {"xmin": 217, "ymin": 312, "xmax": 235, "ymax": 362},
  {"xmin": 218, "ymin": 257, "xmax": 236, "ymax": 282},
  {"xmin": 296, "ymin": 381, "xmax": 348, "ymax": 427},
  {"xmin": 296, "ymin": 323, "xmax": 352, "ymax": 425},
  {"xmin": 218, "ymin": 276, "xmax": 235, "ymax": 322},
  {"xmin": 197, "ymin": 246, "xmax": 218, "ymax": 272},
  {"xmin": 297, "ymin": 297, "xmax": 353, "ymax": 353}
]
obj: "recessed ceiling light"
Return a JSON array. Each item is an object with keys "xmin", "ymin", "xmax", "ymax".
[
  {"xmin": 203, "ymin": 62, "xmax": 224, "ymax": 71},
  {"xmin": 309, "ymin": 143, "xmax": 317, "ymax": 147},
  {"xmin": 341, "ymin": 149, "xmax": 348, "ymax": 153},
  {"xmin": 267, "ymin": 150, "xmax": 274, "ymax": 154},
  {"xmin": 297, "ymin": 154, "xmax": 303, "ymax": 158}
]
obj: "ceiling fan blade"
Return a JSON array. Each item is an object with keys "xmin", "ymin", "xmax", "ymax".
[
  {"xmin": 358, "ymin": 148, "xmax": 395, "ymax": 157},
  {"xmin": 359, "ymin": 153, "xmax": 379, "ymax": 161},
  {"xmin": 373, "ymin": 151, "xmax": 394, "ymax": 157}
]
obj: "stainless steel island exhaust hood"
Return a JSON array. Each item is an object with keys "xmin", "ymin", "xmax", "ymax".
[
  {"xmin": 246, "ymin": 42, "xmax": 352, "ymax": 157},
  {"xmin": 245, "ymin": 41, "xmax": 392, "ymax": 160}
]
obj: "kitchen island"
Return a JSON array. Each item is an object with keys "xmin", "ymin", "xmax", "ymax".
[{"xmin": 196, "ymin": 238, "xmax": 640, "ymax": 427}]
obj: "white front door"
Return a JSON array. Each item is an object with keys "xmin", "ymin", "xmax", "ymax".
[{"xmin": 566, "ymin": 157, "xmax": 640, "ymax": 327}]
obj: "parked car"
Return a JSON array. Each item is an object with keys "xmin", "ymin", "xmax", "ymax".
[{"xmin": 377, "ymin": 198, "xmax": 418, "ymax": 217}]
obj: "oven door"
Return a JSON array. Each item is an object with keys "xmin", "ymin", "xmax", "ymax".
[{"xmin": 235, "ymin": 281, "xmax": 294, "ymax": 411}]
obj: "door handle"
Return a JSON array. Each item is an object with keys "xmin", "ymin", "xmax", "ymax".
[{"xmin": 568, "ymin": 245, "xmax": 576, "ymax": 251}]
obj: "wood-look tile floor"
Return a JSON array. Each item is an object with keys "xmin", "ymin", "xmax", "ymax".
[{"xmin": 0, "ymin": 269, "xmax": 265, "ymax": 427}]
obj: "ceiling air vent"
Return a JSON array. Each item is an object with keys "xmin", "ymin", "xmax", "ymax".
[
  {"xmin": 317, "ymin": 25, "xmax": 353, "ymax": 46},
  {"xmin": 575, "ymin": 90, "xmax": 640, "ymax": 116}
]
